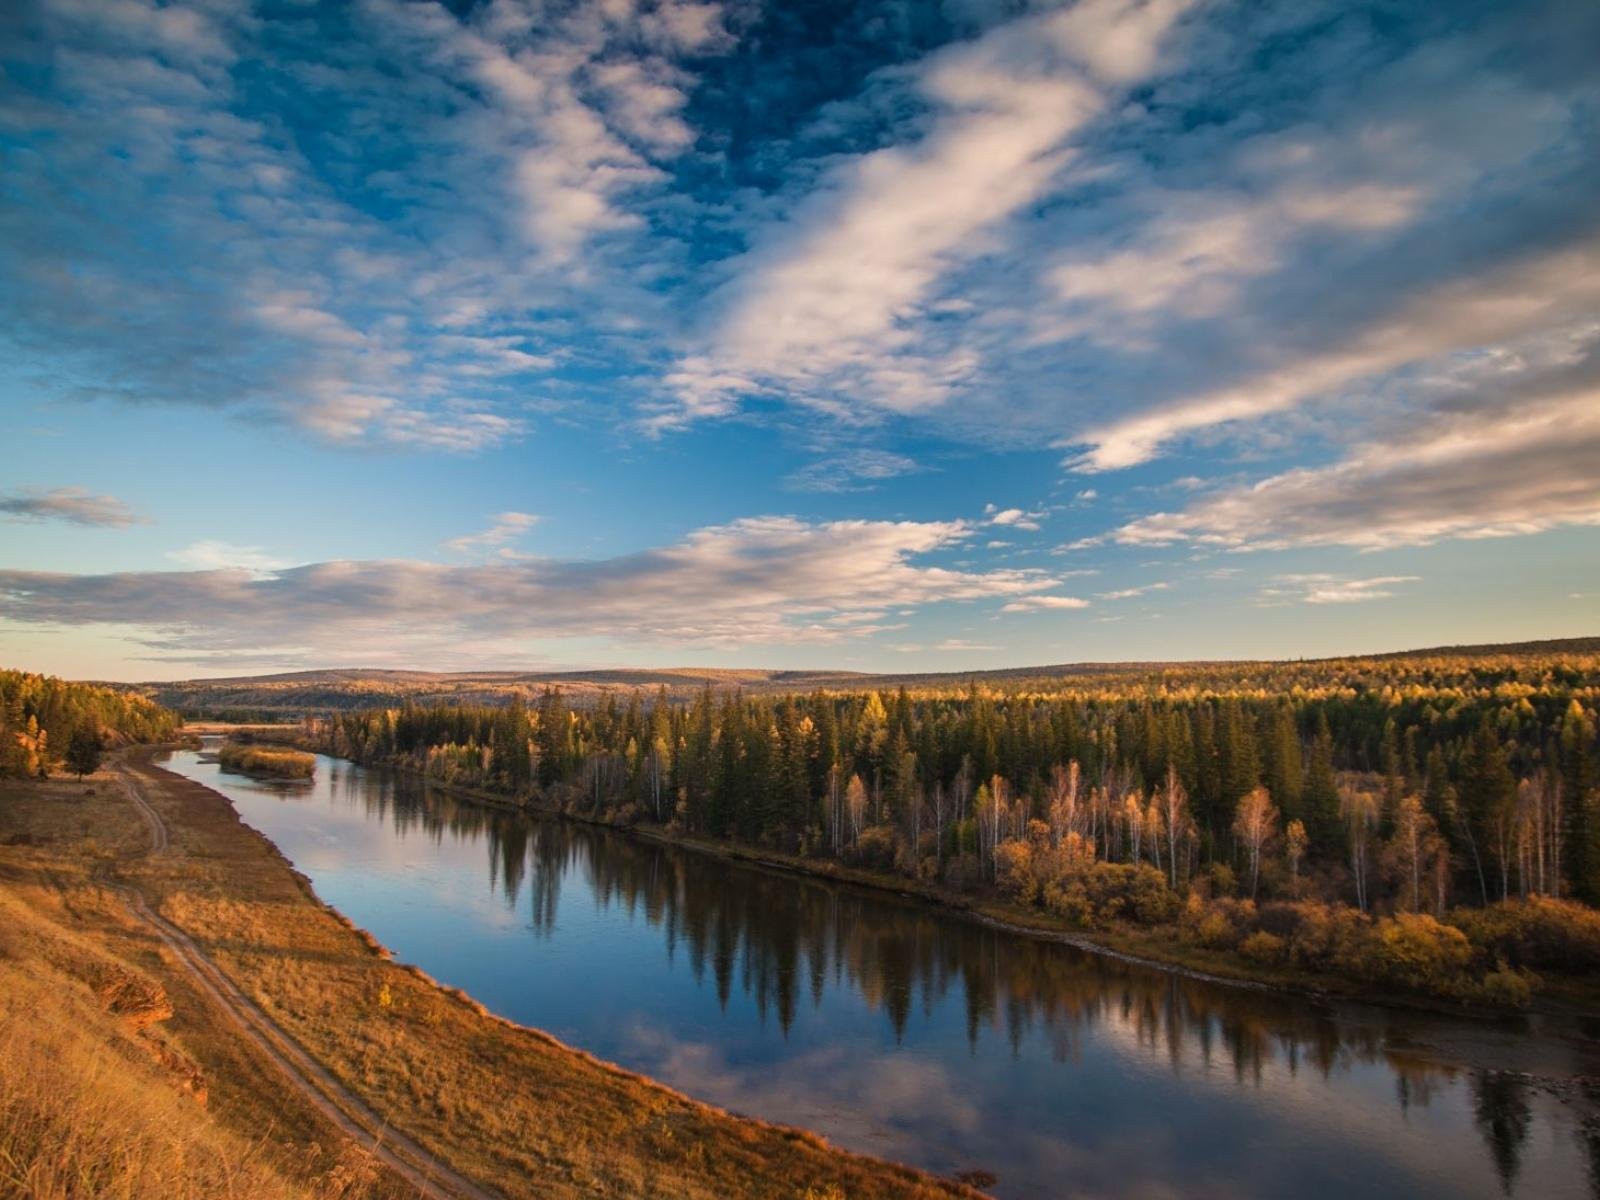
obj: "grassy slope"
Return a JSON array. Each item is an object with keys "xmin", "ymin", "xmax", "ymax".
[
  {"xmin": 0, "ymin": 772, "xmax": 403, "ymax": 1200},
  {"xmin": 0, "ymin": 757, "xmax": 979, "ymax": 1200}
]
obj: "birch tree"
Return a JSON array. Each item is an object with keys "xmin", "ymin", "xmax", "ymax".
[{"xmin": 1232, "ymin": 787, "xmax": 1277, "ymax": 900}]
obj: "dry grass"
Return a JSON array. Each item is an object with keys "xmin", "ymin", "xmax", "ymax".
[
  {"xmin": 0, "ymin": 779, "xmax": 391, "ymax": 1200},
  {"xmin": 1, "ymin": 760, "xmax": 980, "ymax": 1200}
]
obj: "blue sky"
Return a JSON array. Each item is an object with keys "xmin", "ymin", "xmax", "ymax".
[{"xmin": 1, "ymin": 0, "xmax": 1597, "ymax": 681}]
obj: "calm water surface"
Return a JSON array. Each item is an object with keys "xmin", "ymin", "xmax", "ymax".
[{"xmin": 158, "ymin": 746, "xmax": 1600, "ymax": 1199}]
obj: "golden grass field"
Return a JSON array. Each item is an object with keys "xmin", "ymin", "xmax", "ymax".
[{"xmin": 0, "ymin": 754, "xmax": 981, "ymax": 1200}]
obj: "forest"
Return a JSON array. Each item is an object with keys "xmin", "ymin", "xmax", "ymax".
[
  {"xmin": 0, "ymin": 668, "xmax": 182, "ymax": 779},
  {"xmin": 311, "ymin": 648, "xmax": 1600, "ymax": 1006}
]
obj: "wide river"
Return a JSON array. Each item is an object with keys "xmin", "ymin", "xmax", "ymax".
[{"xmin": 158, "ymin": 746, "xmax": 1600, "ymax": 1199}]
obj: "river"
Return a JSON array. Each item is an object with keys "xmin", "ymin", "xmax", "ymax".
[{"xmin": 156, "ymin": 746, "xmax": 1600, "ymax": 1199}]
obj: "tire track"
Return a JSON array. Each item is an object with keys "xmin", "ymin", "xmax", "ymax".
[{"xmin": 111, "ymin": 760, "xmax": 500, "ymax": 1200}]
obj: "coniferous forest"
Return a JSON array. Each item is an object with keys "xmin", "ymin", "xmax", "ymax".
[{"xmin": 310, "ymin": 648, "xmax": 1600, "ymax": 1007}]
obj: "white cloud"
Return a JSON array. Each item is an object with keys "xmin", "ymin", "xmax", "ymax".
[
  {"xmin": 1097, "ymin": 582, "xmax": 1169, "ymax": 600},
  {"xmin": 1065, "ymin": 238, "xmax": 1600, "ymax": 472},
  {"xmin": 785, "ymin": 449, "xmax": 920, "ymax": 493},
  {"xmin": 1000, "ymin": 594, "xmax": 1090, "ymax": 613},
  {"xmin": 444, "ymin": 511, "xmax": 541, "ymax": 556},
  {"xmin": 166, "ymin": 541, "xmax": 293, "ymax": 576},
  {"xmin": 891, "ymin": 638, "xmax": 1002, "ymax": 653},
  {"xmin": 1258, "ymin": 574, "xmax": 1420, "ymax": 606},
  {"xmin": 986, "ymin": 504, "xmax": 1045, "ymax": 531},
  {"xmin": 1046, "ymin": 182, "xmax": 1419, "ymax": 345},
  {"xmin": 661, "ymin": 0, "xmax": 1193, "ymax": 425},
  {"xmin": 0, "ymin": 516, "xmax": 1057, "ymax": 667},
  {"xmin": 1111, "ymin": 378, "xmax": 1600, "ymax": 551},
  {"xmin": 0, "ymin": 487, "xmax": 147, "ymax": 529}
]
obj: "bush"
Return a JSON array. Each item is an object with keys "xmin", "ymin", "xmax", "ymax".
[
  {"xmin": 846, "ymin": 826, "xmax": 898, "ymax": 872},
  {"xmin": 216, "ymin": 743, "xmax": 314, "ymax": 780},
  {"xmin": 1239, "ymin": 931, "xmax": 1286, "ymax": 964},
  {"xmin": 1042, "ymin": 879, "xmax": 1092, "ymax": 927},
  {"xmin": 1448, "ymin": 897, "xmax": 1600, "ymax": 974},
  {"xmin": 1180, "ymin": 895, "xmax": 1241, "ymax": 950},
  {"xmin": 1199, "ymin": 862, "xmax": 1237, "ymax": 899},
  {"xmin": 1083, "ymin": 863, "xmax": 1178, "ymax": 926},
  {"xmin": 1361, "ymin": 913, "xmax": 1474, "ymax": 993},
  {"xmin": 1469, "ymin": 965, "xmax": 1537, "ymax": 1008},
  {"xmin": 995, "ymin": 840, "xmax": 1040, "ymax": 905}
]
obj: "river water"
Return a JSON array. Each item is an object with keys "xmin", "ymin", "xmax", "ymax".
[{"xmin": 157, "ymin": 746, "xmax": 1600, "ymax": 1199}]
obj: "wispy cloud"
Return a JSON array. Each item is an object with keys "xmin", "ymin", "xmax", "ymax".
[
  {"xmin": 0, "ymin": 487, "xmax": 147, "ymax": 529},
  {"xmin": 659, "ymin": 0, "xmax": 1195, "ymax": 427},
  {"xmin": 1110, "ymin": 357, "xmax": 1600, "ymax": 550},
  {"xmin": 999, "ymin": 594, "xmax": 1090, "ymax": 614},
  {"xmin": 0, "ymin": 0, "xmax": 732, "ymax": 451},
  {"xmin": 0, "ymin": 516, "xmax": 1058, "ymax": 667},
  {"xmin": 1258, "ymin": 574, "xmax": 1420, "ymax": 606},
  {"xmin": 891, "ymin": 638, "xmax": 1003, "ymax": 654},
  {"xmin": 1097, "ymin": 582, "xmax": 1170, "ymax": 600},
  {"xmin": 444, "ymin": 511, "xmax": 541, "ymax": 556},
  {"xmin": 1065, "ymin": 240, "xmax": 1600, "ymax": 473},
  {"xmin": 785, "ymin": 449, "xmax": 920, "ymax": 493}
]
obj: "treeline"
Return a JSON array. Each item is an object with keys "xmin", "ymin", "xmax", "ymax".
[
  {"xmin": 309, "ymin": 665, "xmax": 1600, "ymax": 1003},
  {"xmin": 0, "ymin": 668, "xmax": 182, "ymax": 778},
  {"xmin": 312, "ymin": 664, "xmax": 1598, "ymax": 895}
]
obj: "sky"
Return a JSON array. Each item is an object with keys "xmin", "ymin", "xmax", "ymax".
[{"xmin": 0, "ymin": 0, "xmax": 1597, "ymax": 681}]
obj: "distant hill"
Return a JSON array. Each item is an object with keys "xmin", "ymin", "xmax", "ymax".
[{"xmin": 129, "ymin": 635, "xmax": 1599, "ymax": 717}]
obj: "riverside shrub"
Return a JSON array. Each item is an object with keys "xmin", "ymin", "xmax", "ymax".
[{"xmin": 1447, "ymin": 897, "xmax": 1600, "ymax": 973}]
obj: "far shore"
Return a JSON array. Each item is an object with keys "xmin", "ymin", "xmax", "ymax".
[{"xmin": 243, "ymin": 736, "xmax": 1600, "ymax": 1027}]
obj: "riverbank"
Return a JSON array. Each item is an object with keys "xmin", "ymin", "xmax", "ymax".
[
  {"xmin": 320, "ymin": 749, "xmax": 1600, "ymax": 1023},
  {"xmin": 0, "ymin": 752, "xmax": 983, "ymax": 1200}
]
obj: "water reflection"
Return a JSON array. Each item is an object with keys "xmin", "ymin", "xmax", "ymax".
[{"xmin": 166, "ymin": 750, "xmax": 1600, "ymax": 1200}]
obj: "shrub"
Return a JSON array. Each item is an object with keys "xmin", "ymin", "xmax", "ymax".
[
  {"xmin": 995, "ymin": 840, "xmax": 1040, "ymax": 906},
  {"xmin": 1199, "ymin": 862, "xmax": 1237, "ymax": 899},
  {"xmin": 1256, "ymin": 901, "xmax": 1309, "ymax": 940},
  {"xmin": 1042, "ymin": 879, "xmax": 1093, "ymax": 927},
  {"xmin": 1179, "ymin": 896, "xmax": 1242, "ymax": 950},
  {"xmin": 846, "ymin": 826, "xmax": 898, "ymax": 872},
  {"xmin": 1239, "ymin": 931, "xmax": 1286, "ymax": 964},
  {"xmin": 1448, "ymin": 897, "xmax": 1600, "ymax": 974},
  {"xmin": 1358, "ymin": 913, "xmax": 1473, "ymax": 994},
  {"xmin": 1469, "ymin": 965, "xmax": 1537, "ymax": 1008},
  {"xmin": 1195, "ymin": 911, "xmax": 1237, "ymax": 949},
  {"xmin": 1082, "ymin": 862, "xmax": 1178, "ymax": 926},
  {"xmin": 216, "ymin": 743, "xmax": 314, "ymax": 780}
]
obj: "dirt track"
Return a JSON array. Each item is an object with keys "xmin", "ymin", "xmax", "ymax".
[{"xmin": 111, "ymin": 758, "xmax": 500, "ymax": 1200}]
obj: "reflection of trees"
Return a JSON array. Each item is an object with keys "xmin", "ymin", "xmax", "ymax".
[
  {"xmin": 332, "ymin": 763, "xmax": 1577, "ymax": 1189},
  {"xmin": 1584, "ymin": 1113, "xmax": 1600, "ymax": 1200},
  {"xmin": 1471, "ymin": 1071, "xmax": 1531, "ymax": 1195}
]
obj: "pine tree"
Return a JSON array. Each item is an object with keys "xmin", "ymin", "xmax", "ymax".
[
  {"xmin": 1457, "ymin": 718, "xmax": 1517, "ymax": 902},
  {"xmin": 65, "ymin": 725, "xmax": 102, "ymax": 780},
  {"xmin": 1303, "ymin": 712, "xmax": 1341, "ymax": 857}
]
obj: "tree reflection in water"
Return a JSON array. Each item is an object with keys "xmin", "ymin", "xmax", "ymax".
[{"xmin": 328, "ymin": 761, "xmax": 1591, "ymax": 1199}]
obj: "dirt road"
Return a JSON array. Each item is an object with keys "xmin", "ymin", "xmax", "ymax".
[{"xmin": 111, "ymin": 760, "xmax": 500, "ymax": 1200}]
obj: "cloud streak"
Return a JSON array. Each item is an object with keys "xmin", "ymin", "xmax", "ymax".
[
  {"xmin": 0, "ymin": 516, "xmax": 1056, "ymax": 666},
  {"xmin": 1111, "ymin": 372, "xmax": 1600, "ymax": 551},
  {"xmin": 0, "ymin": 487, "xmax": 147, "ymax": 529},
  {"xmin": 662, "ymin": 0, "xmax": 1194, "ymax": 425},
  {"xmin": 1258, "ymin": 575, "xmax": 1420, "ymax": 606}
]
